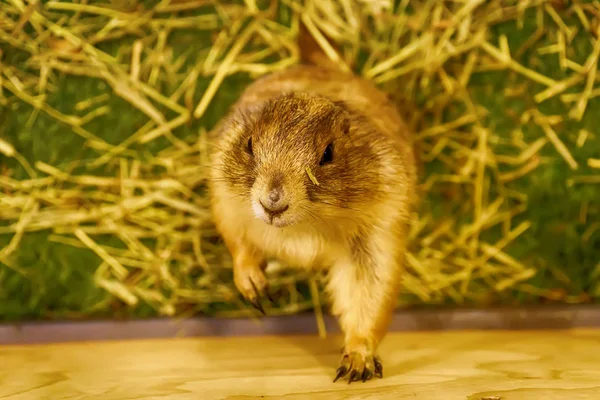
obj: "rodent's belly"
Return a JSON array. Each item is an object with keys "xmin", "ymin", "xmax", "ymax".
[{"xmin": 247, "ymin": 221, "xmax": 342, "ymax": 269}]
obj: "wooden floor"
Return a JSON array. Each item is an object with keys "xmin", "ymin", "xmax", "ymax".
[{"xmin": 1, "ymin": 329, "xmax": 599, "ymax": 400}]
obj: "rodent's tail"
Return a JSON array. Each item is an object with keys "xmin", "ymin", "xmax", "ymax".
[{"xmin": 297, "ymin": 17, "xmax": 347, "ymax": 71}]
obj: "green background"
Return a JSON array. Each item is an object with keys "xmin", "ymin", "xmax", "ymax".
[{"xmin": 1, "ymin": 1, "xmax": 599, "ymax": 321}]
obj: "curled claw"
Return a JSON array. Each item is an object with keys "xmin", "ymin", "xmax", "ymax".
[
  {"xmin": 267, "ymin": 286, "xmax": 287, "ymax": 303},
  {"xmin": 374, "ymin": 358, "xmax": 383, "ymax": 378},
  {"xmin": 265, "ymin": 290, "xmax": 274, "ymax": 303},
  {"xmin": 348, "ymin": 370, "xmax": 360, "ymax": 384},
  {"xmin": 249, "ymin": 298, "xmax": 266, "ymax": 315},
  {"xmin": 249, "ymin": 279, "xmax": 266, "ymax": 315},
  {"xmin": 362, "ymin": 369, "xmax": 372, "ymax": 382},
  {"xmin": 249, "ymin": 278, "xmax": 262, "ymax": 298},
  {"xmin": 333, "ymin": 366, "xmax": 347, "ymax": 383},
  {"xmin": 334, "ymin": 352, "xmax": 382, "ymax": 383}
]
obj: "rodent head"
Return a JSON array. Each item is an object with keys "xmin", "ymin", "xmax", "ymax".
[{"xmin": 219, "ymin": 92, "xmax": 381, "ymax": 228}]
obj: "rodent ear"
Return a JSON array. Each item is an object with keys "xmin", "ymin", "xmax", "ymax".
[
  {"xmin": 332, "ymin": 100, "xmax": 351, "ymax": 135},
  {"xmin": 336, "ymin": 114, "xmax": 350, "ymax": 136},
  {"xmin": 229, "ymin": 103, "xmax": 264, "ymax": 130}
]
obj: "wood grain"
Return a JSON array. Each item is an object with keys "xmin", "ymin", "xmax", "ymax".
[{"xmin": 1, "ymin": 329, "xmax": 599, "ymax": 399}]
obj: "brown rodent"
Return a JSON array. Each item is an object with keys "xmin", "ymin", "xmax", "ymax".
[{"xmin": 207, "ymin": 23, "xmax": 419, "ymax": 384}]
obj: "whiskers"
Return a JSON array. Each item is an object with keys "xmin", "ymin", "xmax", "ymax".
[
  {"xmin": 317, "ymin": 199, "xmax": 362, "ymax": 214},
  {"xmin": 297, "ymin": 204, "xmax": 330, "ymax": 227}
]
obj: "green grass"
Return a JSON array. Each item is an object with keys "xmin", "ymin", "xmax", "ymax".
[
  {"xmin": 475, "ymin": 12, "xmax": 600, "ymax": 304},
  {"xmin": 1, "ymin": 2, "xmax": 599, "ymax": 321}
]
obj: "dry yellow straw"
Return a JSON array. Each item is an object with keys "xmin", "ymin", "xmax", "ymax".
[{"xmin": 0, "ymin": 0, "xmax": 596, "ymax": 317}]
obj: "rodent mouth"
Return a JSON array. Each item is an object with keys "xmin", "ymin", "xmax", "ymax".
[
  {"xmin": 257, "ymin": 200, "xmax": 291, "ymax": 228},
  {"xmin": 259, "ymin": 200, "xmax": 289, "ymax": 217},
  {"xmin": 252, "ymin": 198, "xmax": 293, "ymax": 228},
  {"xmin": 265, "ymin": 212, "xmax": 291, "ymax": 228}
]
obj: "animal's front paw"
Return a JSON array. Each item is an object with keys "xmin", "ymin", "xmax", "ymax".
[
  {"xmin": 333, "ymin": 351, "xmax": 383, "ymax": 383},
  {"xmin": 234, "ymin": 263, "xmax": 273, "ymax": 315}
]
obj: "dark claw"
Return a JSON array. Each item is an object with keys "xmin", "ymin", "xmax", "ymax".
[
  {"xmin": 249, "ymin": 298, "xmax": 266, "ymax": 315},
  {"xmin": 268, "ymin": 287, "xmax": 286, "ymax": 303},
  {"xmin": 265, "ymin": 290, "xmax": 274, "ymax": 303},
  {"xmin": 374, "ymin": 358, "xmax": 383, "ymax": 378},
  {"xmin": 249, "ymin": 279, "xmax": 262, "ymax": 298},
  {"xmin": 362, "ymin": 368, "xmax": 372, "ymax": 382},
  {"xmin": 348, "ymin": 370, "xmax": 360, "ymax": 384},
  {"xmin": 248, "ymin": 279, "xmax": 267, "ymax": 315},
  {"xmin": 333, "ymin": 366, "xmax": 347, "ymax": 383}
]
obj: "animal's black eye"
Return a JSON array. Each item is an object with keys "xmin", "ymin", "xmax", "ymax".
[
  {"xmin": 320, "ymin": 143, "xmax": 333, "ymax": 165},
  {"xmin": 247, "ymin": 137, "xmax": 253, "ymax": 155}
]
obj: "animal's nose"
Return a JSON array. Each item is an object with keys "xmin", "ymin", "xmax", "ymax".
[
  {"xmin": 268, "ymin": 189, "xmax": 281, "ymax": 204},
  {"xmin": 260, "ymin": 189, "xmax": 289, "ymax": 216}
]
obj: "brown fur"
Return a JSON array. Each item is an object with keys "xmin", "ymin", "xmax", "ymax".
[{"xmin": 207, "ymin": 22, "xmax": 418, "ymax": 383}]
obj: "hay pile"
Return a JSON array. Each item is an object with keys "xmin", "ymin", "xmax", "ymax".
[{"xmin": 1, "ymin": 0, "xmax": 599, "ymax": 322}]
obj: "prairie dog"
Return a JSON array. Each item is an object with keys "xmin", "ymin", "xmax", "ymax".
[{"xmin": 207, "ymin": 24, "xmax": 418, "ymax": 383}]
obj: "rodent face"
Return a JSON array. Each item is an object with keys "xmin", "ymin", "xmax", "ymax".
[{"xmin": 219, "ymin": 93, "xmax": 378, "ymax": 228}]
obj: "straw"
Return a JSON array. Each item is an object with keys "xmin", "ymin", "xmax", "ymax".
[{"xmin": 1, "ymin": 0, "xmax": 598, "ymax": 319}]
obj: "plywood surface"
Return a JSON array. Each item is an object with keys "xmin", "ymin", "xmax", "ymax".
[{"xmin": 1, "ymin": 329, "xmax": 599, "ymax": 400}]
